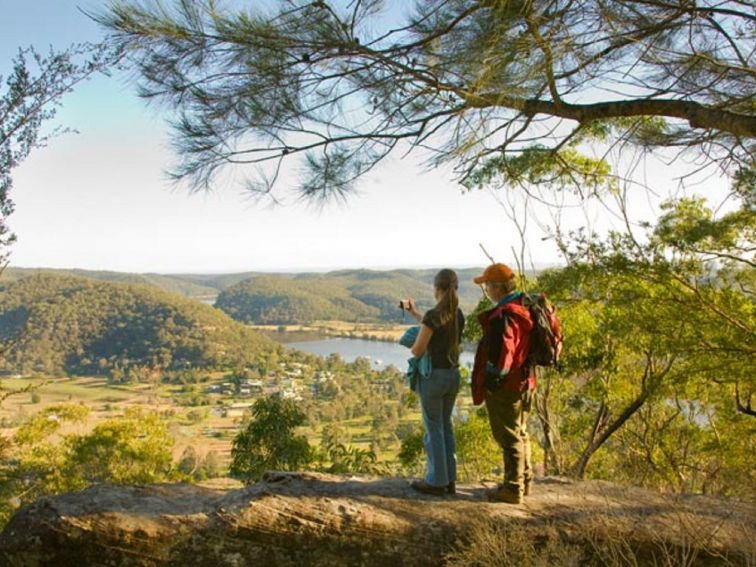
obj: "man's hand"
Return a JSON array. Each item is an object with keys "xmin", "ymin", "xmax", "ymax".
[{"xmin": 484, "ymin": 362, "xmax": 507, "ymax": 392}]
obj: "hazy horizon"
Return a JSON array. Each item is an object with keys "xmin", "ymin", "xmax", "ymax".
[{"xmin": 5, "ymin": 260, "xmax": 562, "ymax": 276}]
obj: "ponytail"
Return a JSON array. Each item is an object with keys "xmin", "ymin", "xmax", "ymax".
[{"xmin": 434, "ymin": 269, "xmax": 460, "ymax": 366}]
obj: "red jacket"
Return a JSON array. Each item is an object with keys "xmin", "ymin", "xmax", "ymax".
[{"xmin": 471, "ymin": 294, "xmax": 536, "ymax": 405}]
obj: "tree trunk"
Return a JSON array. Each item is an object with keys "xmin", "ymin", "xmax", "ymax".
[
  {"xmin": 534, "ymin": 379, "xmax": 560, "ymax": 475},
  {"xmin": 574, "ymin": 391, "xmax": 650, "ymax": 479}
]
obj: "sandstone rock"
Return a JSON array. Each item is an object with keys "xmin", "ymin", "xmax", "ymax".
[{"xmin": 0, "ymin": 472, "xmax": 753, "ymax": 566}]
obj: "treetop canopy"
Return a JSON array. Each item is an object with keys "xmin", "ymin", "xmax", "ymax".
[{"xmin": 97, "ymin": 0, "xmax": 755, "ymax": 200}]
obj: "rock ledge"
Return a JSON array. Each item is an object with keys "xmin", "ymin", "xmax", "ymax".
[{"xmin": 1, "ymin": 472, "xmax": 753, "ymax": 566}]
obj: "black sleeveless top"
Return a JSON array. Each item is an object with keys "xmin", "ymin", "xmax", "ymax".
[{"xmin": 422, "ymin": 307, "xmax": 465, "ymax": 369}]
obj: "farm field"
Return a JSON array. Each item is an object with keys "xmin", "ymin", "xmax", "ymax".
[
  {"xmin": 248, "ymin": 320, "xmax": 410, "ymax": 342},
  {"xmin": 0, "ymin": 371, "xmax": 449, "ymax": 472}
]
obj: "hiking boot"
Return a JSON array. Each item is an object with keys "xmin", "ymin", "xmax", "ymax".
[
  {"xmin": 410, "ymin": 480, "xmax": 446, "ymax": 497},
  {"xmin": 447, "ymin": 481, "xmax": 456, "ymax": 495},
  {"xmin": 487, "ymin": 485, "xmax": 523, "ymax": 504}
]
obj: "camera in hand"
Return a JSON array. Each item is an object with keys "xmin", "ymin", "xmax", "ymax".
[{"xmin": 398, "ymin": 299, "xmax": 412, "ymax": 310}]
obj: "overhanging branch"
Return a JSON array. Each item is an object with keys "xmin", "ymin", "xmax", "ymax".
[{"xmin": 466, "ymin": 94, "xmax": 756, "ymax": 139}]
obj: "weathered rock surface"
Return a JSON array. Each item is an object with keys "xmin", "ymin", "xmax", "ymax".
[{"xmin": 0, "ymin": 472, "xmax": 753, "ymax": 566}]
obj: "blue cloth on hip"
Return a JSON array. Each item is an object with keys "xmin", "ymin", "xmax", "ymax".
[{"xmin": 399, "ymin": 326, "xmax": 432, "ymax": 392}]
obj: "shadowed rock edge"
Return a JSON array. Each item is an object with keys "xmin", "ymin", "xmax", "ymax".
[{"xmin": 1, "ymin": 472, "xmax": 753, "ymax": 566}]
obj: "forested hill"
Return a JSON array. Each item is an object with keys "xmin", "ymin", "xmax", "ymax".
[
  {"xmin": 3, "ymin": 266, "xmax": 534, "ymax": 325},
  {"xmin": 0, "ymin": 275, "xmax": 274, "ymax": 375},
  {"xmin": 4, "ymin": 267, "xmax": 505, "ymax": 305},
  {"xmin": 3, "ymin": 267, "xmax": 219, "ymax": 299},
  {"xmin": 214, "ymin": 268, "xmax": 490, "ymax": 324}
]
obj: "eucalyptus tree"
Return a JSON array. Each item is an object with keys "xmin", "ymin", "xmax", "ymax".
[
  {"xmin": 97, "ymin": 0, "xmax": 754, "ymax": 201},
  {"xmin": 230, "ymin": 396, "xmax": 314, "ymax": 483},
  {"xmin": 531, "ymin": 193, "xmax": 755, "ymax": 486}
]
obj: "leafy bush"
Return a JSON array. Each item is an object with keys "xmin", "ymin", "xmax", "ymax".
[{"xmin": 230, "ymin": 397, "xmax": 314, "ymax": 483}]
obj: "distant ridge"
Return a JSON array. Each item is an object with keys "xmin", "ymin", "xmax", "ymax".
[
  {"xmin": 214, "ymin": 268, "xmax": 493, "ymax": 324},
  {"xmin": 3, "ymin": 267, "xmax": 220, "ymax": 298},
  {"xmin": 4, "ymin": 265, "xmax": 553, "ymax": 325}
]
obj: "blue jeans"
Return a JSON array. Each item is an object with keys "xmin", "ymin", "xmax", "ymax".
[{"xmin": 418, "ymin": 367, "xmax": 460, "ymax": 487}]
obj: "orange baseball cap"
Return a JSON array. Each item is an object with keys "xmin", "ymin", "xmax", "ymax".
[{"xmin": 473, "ymin": 263, "xmax": 515, "ymax": 284}]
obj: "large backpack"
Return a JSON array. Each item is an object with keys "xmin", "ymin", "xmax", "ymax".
[{"xmin": 522, "ymin": 293, "xmax": 563, "ymax": 368}]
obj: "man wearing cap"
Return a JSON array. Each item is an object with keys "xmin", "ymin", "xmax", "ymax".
[{"xmin": 471, "ymin": 263, "xmax": 535, "ymax": 504}]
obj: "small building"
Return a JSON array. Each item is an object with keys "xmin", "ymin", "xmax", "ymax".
[
  {"xmin": 246, "ymin": 380, "xmax": 264, "ymax": 393},
  {"xmin": 220, "ymin": 402, "xmax": 254, "ymax": 419}
]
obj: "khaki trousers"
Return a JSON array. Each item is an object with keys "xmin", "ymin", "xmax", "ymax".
[{"xmin": 484, "ymin": 387, "xmax": 533, "ymax": 495}]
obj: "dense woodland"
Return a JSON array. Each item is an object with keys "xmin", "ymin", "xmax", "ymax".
[{"xmin": 0, "ymin": 274, "xmax": 274, "ymax": 376}]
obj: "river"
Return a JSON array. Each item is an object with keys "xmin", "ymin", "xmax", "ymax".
[
  {"xmin": 200, "ymin": 297, "xmax": 476, "ymax": 370},
  {"xmin": 282, "ymin": 335, "xmax": 475, "ymax": 371}
]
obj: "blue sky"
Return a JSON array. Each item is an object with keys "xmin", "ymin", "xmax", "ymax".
[{"xmin": 1, "ymin": 1, "xmax": 730, "ymax": 274}]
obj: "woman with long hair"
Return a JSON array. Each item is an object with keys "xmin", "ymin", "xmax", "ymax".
[{"xmin": 406, "ymin": 268, "xmax": 465, "ymax": 496}]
